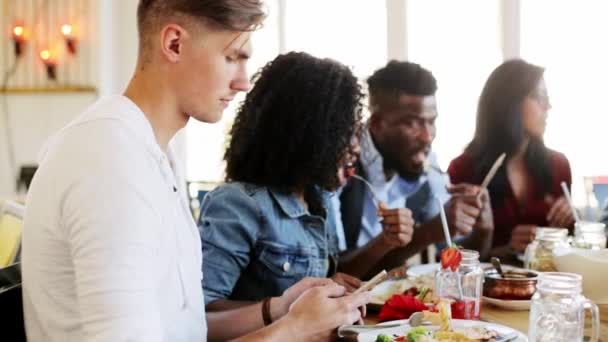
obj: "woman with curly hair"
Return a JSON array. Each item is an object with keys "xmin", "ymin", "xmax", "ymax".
[
  {"xmin": 448, "ymin": 59, "xmax": 574, "ymax": 261},
  {"xmin": 199, "ymin": 52, "xmax": 366, "ymax": 316}
]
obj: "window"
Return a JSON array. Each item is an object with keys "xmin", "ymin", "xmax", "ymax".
[
  {"xmin": 407, "ymin": 0, "xmax": 501, "ymax": 170},
  {"xmin": 521, "ymin": 0, "xmax": 608, "ymax": 206},
  {"xmin": 283, "ymin": 0, "xmax": 387, "ymax": 79}
]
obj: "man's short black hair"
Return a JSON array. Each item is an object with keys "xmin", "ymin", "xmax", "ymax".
[{"xmin": 367, "ymin": 60, "xmax": 437, "ymax": 109}]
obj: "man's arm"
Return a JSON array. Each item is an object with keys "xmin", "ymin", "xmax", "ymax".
[
  {"xmin": 338, "ymin": 205, "xmax": 415, "ymax": 278},
  {"xmin": 457, "ymin": 188, "xmax": 494, "ymax": 260},
  {"xmin": 347, "ymin": 192, "xmax": 485, "ymax": 278},
  {"xmin": 338, "ymin": 234, "xmax": 401, "ymax": 278},
  {"xmin": 64, "ymin": 176, "xmax": 165, "ymax": 341},
  {"xmin": 363, "ymin": 216, "xmax": 445, "ymax": 277}
]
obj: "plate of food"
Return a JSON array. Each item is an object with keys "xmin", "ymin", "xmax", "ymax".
[
  {"xmin": 358, "ymin": 301, "xmax": 527, "ymax": 342},
  {"xmin": 358, "ymin": 319, "xmax": 526, "ymax": 342},
  {"xmin": 369, "ymin": 275, "xmax": 435, "ymax": 310}
]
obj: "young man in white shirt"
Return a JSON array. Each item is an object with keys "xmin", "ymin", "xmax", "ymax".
[{"xmin": 21, "ymin": 1, "xmax": 370, "ymax": 341}]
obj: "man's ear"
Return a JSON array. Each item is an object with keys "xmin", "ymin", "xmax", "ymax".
[
  {"xmin": 369, "ymin": 111, "xmax": 383, "ymax": 136},
  {"xmin": 159, "ymin": 24, "xmax": 187, "ymax": 63}
]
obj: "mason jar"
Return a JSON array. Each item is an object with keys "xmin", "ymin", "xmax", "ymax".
[
  {"xmin": 435, "ymin": 249, "xmax": 483, "ymax": 320},
  {"xmin": 573, "ymin": 221, "xmax": 606, "ymax": 250},
  {"xmin": 529, "ymin": 272, "xmax": 599, "ymax": 342},
  {"xmin": 524, "ymin": 228, "xmax": 570, "ymax": 272}
]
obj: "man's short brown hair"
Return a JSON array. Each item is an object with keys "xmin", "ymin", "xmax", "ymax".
[{"xmin": 137, "ymin": 0, "xmax": 266, "ymax": 55}]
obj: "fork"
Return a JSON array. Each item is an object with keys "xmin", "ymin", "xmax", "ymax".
[
  {"xmin": 491, "ymin": 332, "xmax": 519, "ymax": 342},
  {"xmin": 337, "ymin": 323, "xmax": 403, "ymax": 337},
  {"xmin": 337, "ymin": 312, "xmax": 426, "ymax": 338}
]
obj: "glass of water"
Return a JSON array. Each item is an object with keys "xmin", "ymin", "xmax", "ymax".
[
  {"xmin": 528, "ymin": 272, "xmax": 599, "ymax": 342},
  {"xmin": 573, "ymin": 221, "xmax": 607, "ymax": 249}
]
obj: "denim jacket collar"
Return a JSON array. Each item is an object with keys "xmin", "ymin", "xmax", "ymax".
[
  {"xmin": 268, "ymin": 187, "xmax": 331, "ymax": 219},
  {"xmin": 268, "ymin": 188, "xmax": 308, "ymax": 218}
]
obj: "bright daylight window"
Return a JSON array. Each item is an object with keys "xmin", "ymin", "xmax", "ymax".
[
  {"xmin": 521, "ymin": 0, "xmax": 608, "ymax": 208},
  {"xmin": 407, "ymin": 0, "xmax": 501, "ymax": 170},
  {"xmin": 282, "ymin": 0, "xmax": 387, "ymax": 80}
]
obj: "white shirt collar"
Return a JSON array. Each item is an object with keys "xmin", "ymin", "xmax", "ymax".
[{"xmin": 359, "ymin": 127, "xmax": 387, "ymax": 187}]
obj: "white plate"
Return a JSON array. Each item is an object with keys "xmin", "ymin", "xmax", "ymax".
[
  {"xmin": 406, "ymin": 263, "xmax": 440, "ymax": 278},
  {"xmin": 369, "ymin": 279, "xmax": 415, "ymax": 305},
  {"xmin": 358, "ymin": 319, "xmax": 527, "ymax": 342},
  {"xmin": 483, "ymin": 296, "xmax": 531, "ymax": 311},
  {"xmin": 406, "ymin": 262, "xmax": 493, "ymax": 278}
]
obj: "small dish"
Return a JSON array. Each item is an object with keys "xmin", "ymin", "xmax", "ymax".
[{"xmin": 483, "ymin": 268, "xmax": 538, "ymax": 300}]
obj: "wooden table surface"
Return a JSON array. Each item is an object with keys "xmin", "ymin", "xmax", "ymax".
[{"xmin": 365, "ymin": 303, "xmax": 608, "ymax": 341}]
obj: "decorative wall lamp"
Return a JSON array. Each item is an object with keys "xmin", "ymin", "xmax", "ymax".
[
  {"xmin": 3, "ymin": 1, "xmax": 95, "ymax": 92},
  {"xmin": 11, "ymin": 24, "xmax": 27, "ymax": 57},
  {"xmin": 39, "ymin": 49, "xmax": 57, "ymax": 80},
  {"xmin": 61, "ymin": 24, "xmax": 77, "ymax": 55}
]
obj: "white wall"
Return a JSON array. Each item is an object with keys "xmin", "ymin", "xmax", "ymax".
[
  {"xmin": 0, "ymin": 0, "xmax": 139, "ymax": 197},
  {"xmin": 0, "ymin": 93, "xmax": 97, "ymax": 196}
]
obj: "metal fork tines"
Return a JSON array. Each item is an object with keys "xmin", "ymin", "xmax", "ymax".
[
  {"xmin": 351, "ymin": 174, "xmax": 381, "ymax": 207},
  {"xmin": 337, "ymin": 323, "xmax": 402, "ymax": 338}
]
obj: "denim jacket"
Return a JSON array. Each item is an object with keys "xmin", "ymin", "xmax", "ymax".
[{"xmin": 198, "ymin": 182, "xmax": 339, "ymax": 305}]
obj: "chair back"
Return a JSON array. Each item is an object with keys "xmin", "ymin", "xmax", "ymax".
[{"xmin": 0, "ymin": 201, "xmax": 25, "ymax": 268}]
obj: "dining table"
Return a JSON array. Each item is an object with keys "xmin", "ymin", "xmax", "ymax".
[{"xmin": 361, "ymin": 302, "xmax": 608, "ymax": 341}]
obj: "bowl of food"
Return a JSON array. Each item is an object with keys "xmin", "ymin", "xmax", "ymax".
[{"xmin": 483, "ymin": 268, "xmax": 539, "ymax": 300}]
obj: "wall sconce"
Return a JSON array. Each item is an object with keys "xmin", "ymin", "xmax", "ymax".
[
  {"xmin": 61, "ymin": 24, "xmax": 77, "ymax": 55},
  {"xmin": 12, "ymin": 24, "xmax": 27, "ymax": 57},
  {"xmin": 40, "ymin": 50, "xmax": 57, "ymax": 80}
]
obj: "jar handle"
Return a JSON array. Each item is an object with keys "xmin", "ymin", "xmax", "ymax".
[{"xmin": 583, "ymin": 299, "xmax": 600, "ymax": 342}]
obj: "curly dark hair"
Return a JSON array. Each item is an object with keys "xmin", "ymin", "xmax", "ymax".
[
  {"xmin": 367, "ymin": 60, "xmax": 437, "ymax": 110},
  {"xmin": 225, "ymin": 52, "xmax": 364, "ymax": 191}
]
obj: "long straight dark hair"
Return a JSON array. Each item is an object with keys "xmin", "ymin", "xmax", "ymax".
[{"xmin": 465, "ymin": 59, "xmax": 552, "ymax": 205}]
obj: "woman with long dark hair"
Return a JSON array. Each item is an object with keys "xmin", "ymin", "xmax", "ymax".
[
  {"xmin": 448, "ymin": 59, "xmax": 574, "ymax": 259},
  {"xmin": 198, "ymin": 52, "xmax": 367, "ymax": 315}
]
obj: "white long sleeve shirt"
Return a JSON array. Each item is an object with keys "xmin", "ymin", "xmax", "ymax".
[{"xmin": 22, "ymin": 95, "xmax": 206, "ymax": 341}]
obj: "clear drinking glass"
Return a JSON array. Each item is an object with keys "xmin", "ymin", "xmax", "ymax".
[
  {"xmin": 434, "ymin": 249, "xmax": 483, "ymax": 319},
  {"xmin": 528, "ymin": 272, "xmax": 600, "ymax": 342},
  {"xmin": 524, "ymin": 228, "xmax": 570, "ymax": 271},
  {"xmin": 573, "ymin": 221, "xmax": 607, "ymax": 250}
]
